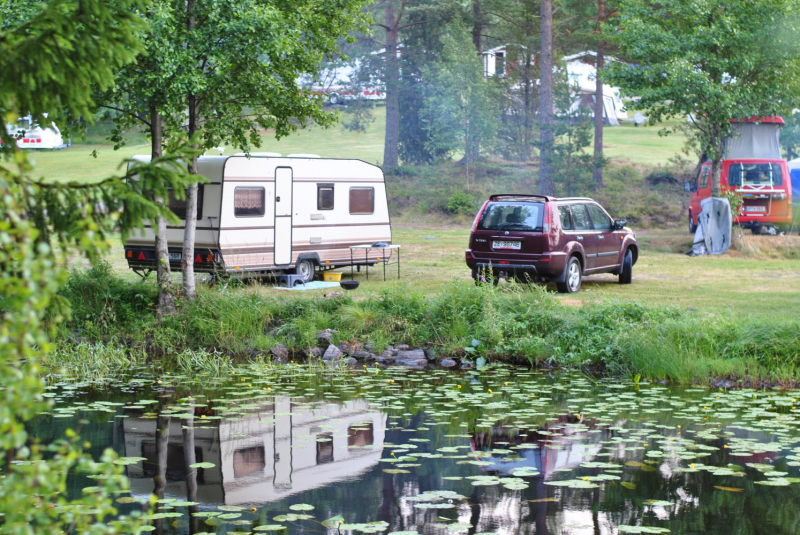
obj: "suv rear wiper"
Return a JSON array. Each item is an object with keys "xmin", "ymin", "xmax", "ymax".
[{"xmin": 496, "ymin": 223, "xmax": 538, "ymax": 231}]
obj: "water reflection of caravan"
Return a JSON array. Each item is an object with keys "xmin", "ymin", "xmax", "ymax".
[
  {"xmin": 5, "ymin": 115, "xmax": 69, "ymax": 149},
  {"xmin": 123, "ymin": 398, "xmax": 386, "ymax": 505}
]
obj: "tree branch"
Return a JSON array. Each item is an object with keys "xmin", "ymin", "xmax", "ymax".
[{"xmin": 100, "ymin": 105, "xmax": 151, "ymax": 128}]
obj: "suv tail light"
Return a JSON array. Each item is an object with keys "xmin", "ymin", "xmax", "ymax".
[
  {"xmin": 471, "ymin": 200, "xmax": 490, "ymax": 232},
  {"xmin": 542, "ymin": 203, "xmax": 553, "ymax": 236}
]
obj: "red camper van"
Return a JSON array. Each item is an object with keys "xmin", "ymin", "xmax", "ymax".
[{"xmin": 686, "ymin": 117, "xmax": 793, "ymax": 235}]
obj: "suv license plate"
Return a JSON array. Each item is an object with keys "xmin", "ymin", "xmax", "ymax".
[
  {"xmin": 744, "ymin": 206, "xmax": 766, "ymax": 213},
  {"xmin": 493, "ymin": 240, "xmax": 521, "ymax": 250},
  {"xmin": 169, "ymin": 252, "xmax": 182, "ymax": 261}
]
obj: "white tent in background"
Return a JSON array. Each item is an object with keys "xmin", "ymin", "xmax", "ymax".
[
  {"xmin": 481, "ymin": 47, "xmax": 628, "ymax": 126},
  {"xmin": 562, "ymin": 52, "xmax": 628, "ymax": 126}
]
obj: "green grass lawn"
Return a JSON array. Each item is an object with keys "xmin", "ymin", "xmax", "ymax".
[
  {"xmin": 95, "ymin": 223, "xmax": 800, "ymax": 317},
  {"xmin": 28, "ymin": 105, "xmax": 687, "ymax": 183}
]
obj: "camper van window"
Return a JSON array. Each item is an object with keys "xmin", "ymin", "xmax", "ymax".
[
  {"xmin": 317, "ymin": 184, "xmax": 334, "ymax": 210},
  {"xmin": 699, "ymin": 167, "xmax": 710, "ymax": 189},
  {"xmin": 349, "ymin": 187, "xmax": 375, "ymax": 214},
  {"xmin": 234, "ymin": 187, "xmax": 266, "ymax": 217},
  {"xmin": 167, "ymin": 186, "xmax": 203, "ymax": 220},
  {"xmin": 728, "ymin": 163, "xmax": 783, "ymax": 187}
]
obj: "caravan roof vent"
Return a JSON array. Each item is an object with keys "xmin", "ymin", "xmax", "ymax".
[
  {"xmin": 234, "ymin": 152, "xmax": 282, "ymax": 157},
  {"xmin": 287, "ymin": 153, "xmax": 321, "ymax": 158}
]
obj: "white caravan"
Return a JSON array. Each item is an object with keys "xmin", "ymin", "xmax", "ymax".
[{"xmin": 124, "ymin": 154, "xmax": 392, "ymax": 281}]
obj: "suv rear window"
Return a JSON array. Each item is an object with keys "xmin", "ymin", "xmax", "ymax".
[{"xmin": 477, "ymin": 202, "xmax": 544, "ymax": 232}]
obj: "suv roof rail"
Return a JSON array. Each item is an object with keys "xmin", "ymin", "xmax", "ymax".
[
  {"xmin": 488, "ymin": 194, "xmax": 553, "ymax": 202},
  {"xmin": 557, "ymin": 197, "xmax": 594, "ymax": 202}
]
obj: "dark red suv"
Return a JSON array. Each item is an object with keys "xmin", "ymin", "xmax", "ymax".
[{"xmin": 465, "ymin": 195, "xmax": 638, "ymax": 293}]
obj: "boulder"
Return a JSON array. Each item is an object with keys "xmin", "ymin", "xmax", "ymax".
[
  {"xmin": 396, "ymin": 349, "xmax": 426, "ymax": 361},
  {"xmin": 461, "ymin": 360, "xmax": 474, "ymax": 369},
  {"xmin": 323, "ymin": 344, "xmax": 343, "ymax": 361},
  {"xmin": 342, "ymin": 357, "xmax": 358, "ymax": 367},
  {"xmin": 338, "ymin": 340, "xmax": 363, "ymax": 355},
  {"xmin": 352, "ymin": 351, "xmax": 372, "ymax": 360},
  {"xmin": 424, "ymin": 348, "xmax": 437, "ymax": 361},
  {"xmin": 394, "ymin": 358, "xmax": 428, "ymax": 369},
  {"xmin": 315, "ymin": 329, "xmax": 337, "ymax": 347},
  {"xmin": 270, "ymin": 344, "xmax": 289, "ymax": 359},
  {"xmin": 439, "ymin": 358, "xmax": 457, "ymax": 368},
  {"xmin": 396, "ymin": 343, "xmax": 410, "ymax": 350},
  {"xmin": 302, "ymin": 347, "xmax": 323, "ymax": 359}
]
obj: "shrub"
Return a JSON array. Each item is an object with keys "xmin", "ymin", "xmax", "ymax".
[{"xmin": 447, "ymin": 190, "xmax": 477, "ymax": 215}]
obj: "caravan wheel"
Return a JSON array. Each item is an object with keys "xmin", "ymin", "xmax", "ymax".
[{"xmin": 295, "ymin": 259, "xmax": 316, "ymax": 283}]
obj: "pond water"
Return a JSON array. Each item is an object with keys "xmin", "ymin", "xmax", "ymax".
[{"xmin": 31, "ymin": 363, "xmax": 800, "ymax": 535}]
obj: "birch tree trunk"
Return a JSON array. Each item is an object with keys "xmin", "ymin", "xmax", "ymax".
[
  {"xmin": 382, "ymin": 1, "xmax": 400, "ymax": 170},
  {"xmin": 538, "ymin": 0, "xmax": 555, "ymax": 196},
  {"xmin": 151, "ymin": 102, "xmax": 176, "ymax": 318},
  {"xmin": 182, "ymin": 0, "xmax": 198, "ymax": 301}
]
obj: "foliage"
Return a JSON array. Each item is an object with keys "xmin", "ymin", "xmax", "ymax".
[
  {"xmin": 605, "ymin": 0, "xmax": 800, "ymax": 194},
  {"xmin": 780, "ymin": 110, "xmax": 800, "ymax": 160},
  {"xmin": 0, "ymin": 0, "xmax": 198, "ymax": 530},
  {"xmin": 547, "ymin": 84, "xmax": 596, "ymax": 196},
  {"xmin": 724, "ymin": 189, "xmax": 744, "ymax": 218},
  {"xmin": 342, "ymin": 101, "xmax": 377, "ymax": 133},
  {"xmin": 55, "ymin": 267, "xmax": 800, "ymax": 382},
  {"xmin": 447, "ymin": 190, "xmax": 478, "ymax": 214},
  {"xmin": 419, "ymin": 24, "xmax": 501, "ymax": 164}
]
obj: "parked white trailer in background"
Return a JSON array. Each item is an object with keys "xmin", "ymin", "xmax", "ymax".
[
  {"xmin": 5, "ymin": 115, "xmax": 69, "ymax": 149},
  {"xmin": 124, "ymin": 154, "xmax": 393, "ymax": 281}
]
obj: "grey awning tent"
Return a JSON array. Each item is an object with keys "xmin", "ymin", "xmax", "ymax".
[
  {"xmin": 724, "ymin": 122, "xmax": 781, "ymax": 160},
  {"xmin": 691, "ymin": 197, "xmax": 732, "ymax": 256}
]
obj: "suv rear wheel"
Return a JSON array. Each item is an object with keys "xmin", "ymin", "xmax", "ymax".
[{"xmin": 556, "ymin": 256, "xmax": 582, "ymax": 294}]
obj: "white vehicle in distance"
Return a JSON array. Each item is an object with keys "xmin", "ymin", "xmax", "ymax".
[{"xmin": 5, "ymin": 115, "xmax": 70, "ymax": 149}]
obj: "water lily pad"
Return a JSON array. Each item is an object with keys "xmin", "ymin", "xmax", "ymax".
[
  {"xmin": 289, "ymin": 504, "xmax": 315, "ymax": 511},
  {"xmin": 253, "ymin": 525, "xmax": 287, "ymax": 531},
  {"xmin": 190, "ymin": 462, "xmax": 216, "ymax": 469},
  {"xmin": 618, "ymin": 526, "xmax": 670, "ymax": 533}
]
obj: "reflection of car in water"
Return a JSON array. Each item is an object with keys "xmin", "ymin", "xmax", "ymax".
[
  {"xmin": 470, "ymin": 422, "xmax": 602, "ymax": 479},
  {"xmin": 123, "ymin": 397, "xmax": 386, "ymax": 505}
]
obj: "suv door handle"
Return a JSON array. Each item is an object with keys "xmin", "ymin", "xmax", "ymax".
[
  {"xmin": 576, "ymin": 235, "xmax": 583, "ymax": 241},
  {"xmin": 598, "ymin": 235, "xmax": 604, "ymax": 239}
]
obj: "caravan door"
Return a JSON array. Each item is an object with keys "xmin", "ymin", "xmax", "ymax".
[{"xmin": 274, "ymin": 167, "xmax": 293, "ymax": 265}]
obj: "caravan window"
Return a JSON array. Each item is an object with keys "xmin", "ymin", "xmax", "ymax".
[
  {"xmin": 349, "ymin": 187, "xmax": 374, "ymax": 214},
  {"xmin": 234, "ymin": 186, "xmax": 265, "ymax": 217},
  {"xmin": 317, "ymin": 184, "xmax": 334, "ymax": 210},
  {"xmin": 168, "ymin": 186, "xmax": 203, "ymax": 220}
]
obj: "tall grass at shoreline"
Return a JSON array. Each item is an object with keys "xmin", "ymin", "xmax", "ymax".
[{"xmin": 50, "ymin": 262, "xmax": 800, "ymax": 384}]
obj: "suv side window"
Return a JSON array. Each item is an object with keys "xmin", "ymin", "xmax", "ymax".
[
  {"xmin": 570, "ymin": 204, "xmax": 592, "ymax": 231},
  {"xmin": 587, "ymin": 204, "xmax": 612, "ymax": 230},
  {"xmin": 558, "ymin": 205, "xmax": 573, "ymax": 230}
]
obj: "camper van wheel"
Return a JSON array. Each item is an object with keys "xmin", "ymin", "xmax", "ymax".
[
  {"xmin": 751, "ymin": 225, "xmax": 763, "ymax": 236},
  {"xmin": 295, "ymin": 259, "xmax": 316, "ymax": 283}
]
